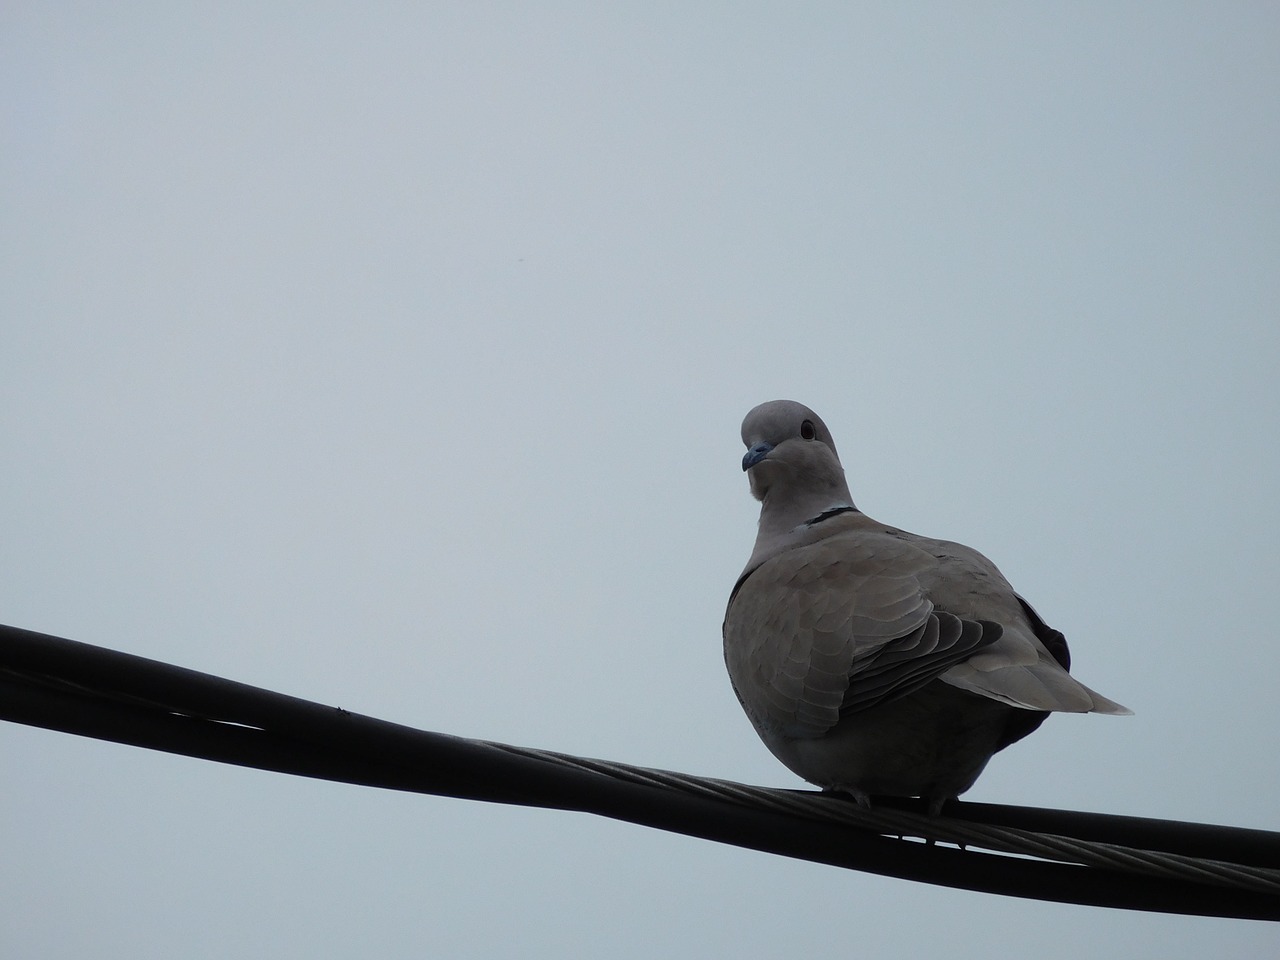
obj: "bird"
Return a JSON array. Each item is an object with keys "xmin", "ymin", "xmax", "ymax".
[{"xmin": 723, "ymin": 399, "xmax": 1130, "ymax": 814}]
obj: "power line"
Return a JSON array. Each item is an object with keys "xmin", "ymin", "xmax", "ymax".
[{"xmin": 3, "ymin": 622, "xmax": 1278, "ymax": 920}]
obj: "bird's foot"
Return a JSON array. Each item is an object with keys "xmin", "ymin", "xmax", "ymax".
[
  {"xmin": 924, "ymin": 793, "xmax": 963, "ymax": 817},
  {"xmin": 821, "ymin": 786, "xmax": 874, "ymax": 809}
]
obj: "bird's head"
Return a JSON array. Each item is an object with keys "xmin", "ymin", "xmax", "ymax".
[{"xmin": 739, "ymin": 400, "xmax": 855, "ymax": 517}]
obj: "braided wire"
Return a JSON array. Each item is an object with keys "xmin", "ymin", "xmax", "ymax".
[
  {"xmin": 4, "ymin": 622, "xmax": 1278, "ymax": 917},
  {"xmin": 488, "ymin": 742, "xmax": 1280, "ymax": 897}
]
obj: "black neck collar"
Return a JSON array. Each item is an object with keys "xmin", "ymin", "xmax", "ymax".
[{"xmin": 805, "ymin": 505, "xmax": 859, "ymax": 526}]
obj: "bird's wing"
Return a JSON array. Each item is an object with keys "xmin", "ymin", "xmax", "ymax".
[
  {"xmin": 907, "ymin": 536, "xmax": 1132, "ymax": 716},
  {"xmin": 723, "ymin": 531, "xmax": 1002, "ymax": 739}
]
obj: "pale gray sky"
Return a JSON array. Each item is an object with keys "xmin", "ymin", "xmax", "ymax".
[{"xmin": 3, "ymin": 4, "xmax": 1278, "ymax": 957}]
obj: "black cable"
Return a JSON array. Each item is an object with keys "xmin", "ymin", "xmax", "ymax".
[{"xmin": 2, "ymin": 622, "xmax": 1278, "ymax": 920}]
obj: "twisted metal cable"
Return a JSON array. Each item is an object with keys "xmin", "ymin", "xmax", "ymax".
[
  {"xmin": 487, "ymin": 743, "xmax": 1280, "ymax": 896},
  {"xmin": 3, "ymin": 622, "xmax": 1278, "ymax": 919}
]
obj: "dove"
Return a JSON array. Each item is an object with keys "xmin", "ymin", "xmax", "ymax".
[{"xmin": 724, "ymin": 400, "xmax": 1129, "ymax": 814}]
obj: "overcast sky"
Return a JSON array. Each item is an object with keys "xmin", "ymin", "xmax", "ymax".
[{"xmin": 3, "ymin": 4, "xmax": 1278, "ymax": 957}]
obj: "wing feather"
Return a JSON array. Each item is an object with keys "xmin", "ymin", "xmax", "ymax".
[{"xmin": 724, "ymin": 536, "xmax": 999, "ymax": 738}]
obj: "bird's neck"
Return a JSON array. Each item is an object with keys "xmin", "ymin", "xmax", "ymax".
[{"xmin": 749, "ymin": 485, "xmax": 857, "ymax": 568}]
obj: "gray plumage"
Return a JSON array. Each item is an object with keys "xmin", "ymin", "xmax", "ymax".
[{"xmin": 724, "ymin": 400, "xmax": 1129, "ymax": 813}]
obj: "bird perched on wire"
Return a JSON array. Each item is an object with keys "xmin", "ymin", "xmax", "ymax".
[{"xmin": 724, "ymin": 400, "xmax": 1129, "ymax": 814}]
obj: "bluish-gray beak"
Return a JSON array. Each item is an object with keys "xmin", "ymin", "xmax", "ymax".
[{"xmin": 742, "ymin": 441, "xmax": 774, "ymax": 471}]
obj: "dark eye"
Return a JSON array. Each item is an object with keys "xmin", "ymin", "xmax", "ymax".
[{"xmin": 800, "ymin": 419, "xmax": 816, "ymax": 440}]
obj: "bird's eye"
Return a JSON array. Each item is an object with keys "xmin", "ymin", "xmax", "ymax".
[{"xmin": 800, "ymin": 419, "xmax": 816, "ymax": 440}]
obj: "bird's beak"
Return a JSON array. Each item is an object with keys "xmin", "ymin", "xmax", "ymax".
[{"xmin": 742, "ymin": 441, "xmax": 774, "ymax": 471}]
